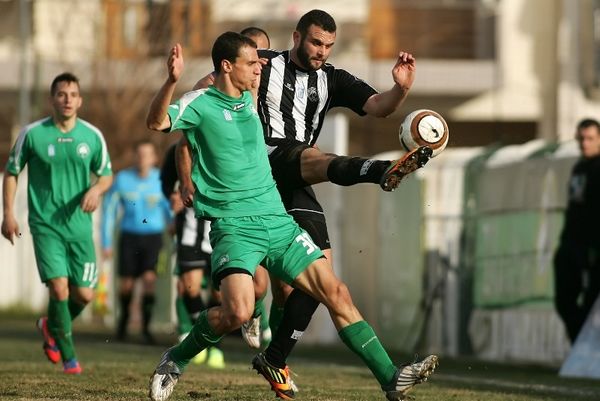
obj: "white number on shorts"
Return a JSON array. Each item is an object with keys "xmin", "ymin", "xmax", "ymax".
[
  {"xmin": 295, "ymin": 233, "xmax": 317, "ymax": 255},
  {"xmin": 82, "ymin": 262, "xmax": 97, "ymax": 284}
]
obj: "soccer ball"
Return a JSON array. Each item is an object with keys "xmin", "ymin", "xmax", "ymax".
[{"xmin": 399, "ymin": 109, "xmax": 449, "ymax": 157}]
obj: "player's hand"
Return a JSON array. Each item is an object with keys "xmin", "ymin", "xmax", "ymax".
[
  {"xmin": 180, "ymin": 181, "xmax": 195, "ymax": 208},
  {"xmin": 391, "ymin": 51, "xmax": 416, "ymax": 90},
  {"xmin": 170, "ymin": 192, "xmax": 185, "ymax": 214},
  {"xmin": 1, "ymin": 215, "xmax": 20, "ymax": 245},
  {"xmin": 168, "ymin": 43, "xmax": 184, "ymax": 83},
  {"xmin": 80, "ymin": 186, "xmax": 102, "ymax": 213},
  {"xmin": 192, "ymin": 72, "xmax": 215, "ymax": 90}
]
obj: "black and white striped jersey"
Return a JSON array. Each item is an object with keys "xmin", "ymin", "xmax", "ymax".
[{"xmin": 257, "ymin": 49, "xmax": 378, "ymax": 147}]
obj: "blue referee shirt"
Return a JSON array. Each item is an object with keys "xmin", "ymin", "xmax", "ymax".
[{"xmin": 101, "ymin": 167, "xmax": 171, "ymax": 249}]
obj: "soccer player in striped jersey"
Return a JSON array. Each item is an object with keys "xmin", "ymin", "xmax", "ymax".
[{"xmin": 1, "ymin": 72, "xmax": 113, "ymax": 374}]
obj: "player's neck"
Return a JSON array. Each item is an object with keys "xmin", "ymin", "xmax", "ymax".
[
  {"xmin": 137, "ymin": 167, "xmax": 151, "ymax": 178},
  {"xmin": 52, "ymin": 114, "xmax": 77, "ymax": 133},
  {"xmin": 213, "ymin": 74, "xmax": 243, "ymax": 99}
]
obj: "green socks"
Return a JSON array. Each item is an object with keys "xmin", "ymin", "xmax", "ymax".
[
  {"xmin": 68, "ymin": 298, "xmax": 86, "ymax": 321},
  {"xmin": 175, "ymin": 296, "xmax": 194, "ymax": 335},
  {"xmin": 338, "ymin": 320, "xmax": 396, "ymax": 386},
  {"xmin": 170, "ymin": 310, "xmax": 223, "ymax": 370},
  {"xmin": 48, "ymin": 298, "xmax": 76, "ymax": 361}
]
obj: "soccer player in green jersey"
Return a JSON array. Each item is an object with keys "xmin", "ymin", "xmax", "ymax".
[
  {"xmin": 146, "ymin": 32, "xmax": 437, "ymax": 401},
  {"xmin": 1, "ymin": 72, "xmax": 113, "ymax": 374}
]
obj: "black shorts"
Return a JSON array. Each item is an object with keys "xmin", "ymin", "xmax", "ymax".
[
  {"xmin": 118, "ymin": 232, "xmax": 163, "ymax": 278},
  {"xmin": 267, "ymin": 138, "xmax": 331, "ymax": 250},
  {"xmin": 175, "ymin": 208, "xmax": 212, "ymax": 275}
]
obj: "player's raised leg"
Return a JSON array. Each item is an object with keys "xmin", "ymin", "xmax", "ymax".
[{"xmin": 298, "ymin": 145, "xmax": 432, "ymax": 192}]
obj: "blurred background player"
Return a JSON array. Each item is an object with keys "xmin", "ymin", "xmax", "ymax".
[
  {"xmin": 160, "ymin": 142, "xmax": 225, "ymax": 368},
  {"xmin": 101, "ymin": 140, "xmax": 171, "ymax": 344},
  {"xmin": 554, "ymin": 118, "xmax": 600, "ymax": 343},
  {"xmin": 1, "ymin": 72, "xmax": 113, "ymax": 374}
]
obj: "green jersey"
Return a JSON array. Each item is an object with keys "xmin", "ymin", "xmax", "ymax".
[
  {"xmin": 167, "ymin": 86, "xmax": 284, "ymax": 218},
  {"xmin": 6, "ymin": 117, "xmax": 112, "ymax": 240}
]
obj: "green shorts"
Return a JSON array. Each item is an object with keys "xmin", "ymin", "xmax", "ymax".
[
  {"xmin": 209, "ymin": 214, "xmax": 323, "ymax": 288},
  {"xmin": 32, "ymin": 231, "xmax": 98, "ymax": 288}
]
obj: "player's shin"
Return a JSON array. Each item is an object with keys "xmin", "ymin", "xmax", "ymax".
[
  {"xmin": 327, "ymin": 156, "xmax": 389, "ymax": 186},
  {"xmin": 170, "ymin": 309, "xmax": 223, "ymax": 370},
  {"xmin": 48, "ymin": 298, "xmax": 77, "ymax": 362},
  {"xmin": 338, "ymin": 320, "xmax": 397, "ymax": 386},
  {"xmin": 265, "ymin": 289, "xmax": 319, "ymax": 368},
  {"xmin": 68, "ymin": 298, "xmax": 86, "ymax": 320}
]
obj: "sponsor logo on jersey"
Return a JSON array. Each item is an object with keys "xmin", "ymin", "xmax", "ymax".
[
  {"xmin": 48, "ymin": 144, "xmax": 55, "ymax": 157},
  {"xmin": 223, "ymin": 109, "xmax": 232, "ymax": 121},
  {"xmin": 57, "ymin": 137, "xmax": 73, "ymax": 143},
  {"xmin": 284, "ymin": 82, "xmax": 294, "ymax": 92},
  {"xmin": 307, "ymin": 87, "xmax": 318, "ymax": 102},
  {"xmin": 76, "ymin": 143, "xmax": 90, "ymax": 158}
]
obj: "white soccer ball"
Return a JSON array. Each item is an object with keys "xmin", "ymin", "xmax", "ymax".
[{"xmin": 399, "ymin": 109, "xmax": 449, "ymax": 157}]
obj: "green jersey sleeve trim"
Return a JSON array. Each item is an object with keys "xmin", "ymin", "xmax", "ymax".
[
  {"xmin": 168, "ymin": 88, "xmax": 208, "ymax": 132},
  {"xmin": 6, "ymin": 117, "xmax": 50, "ymax": 175},
  {"xmin": 80, "ymin": 119, "xmax": 112, "ymax": 176}
]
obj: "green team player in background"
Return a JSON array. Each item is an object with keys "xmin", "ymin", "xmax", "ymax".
[
  {"xmin": 146, "ymin": 32, "xmax": 437, "ymax": 401},
  {"xmin": 1, "ymin": 72, "xmax": 113, "ymax": 374}
]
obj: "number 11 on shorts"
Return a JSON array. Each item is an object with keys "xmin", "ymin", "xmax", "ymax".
[{"xmin": 295, "ymin": 232, "xmax": 317, "ymax": 255}]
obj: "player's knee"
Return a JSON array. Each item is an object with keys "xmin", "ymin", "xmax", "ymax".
[
  {"xmin": 325, "ymin": 281, "xmax": 353, "ymax": 310},
  {"xmin": 71, "ymin": 288, "xmax": 94, "ymax": 305},
  {"xmin": 221, "ymin": 305, "xmax": 253, "ymax": 331}
]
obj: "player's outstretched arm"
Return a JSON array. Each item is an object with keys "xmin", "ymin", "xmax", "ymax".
[
  {"xmin": 1, "ymin": 174, "xmax": 20, "ymax": 245},
  {"xmin": 147, "ymin": 43, "xmax": 184, "ymax": 131},
  {"xmin": 363, "ymin": 51, "xmax": 416, "ymax": 118}
]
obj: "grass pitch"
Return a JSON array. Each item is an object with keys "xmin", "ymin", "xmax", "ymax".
[{"xmin": 1, "ymin": 317, "xmax": 599, "ymax": 401}]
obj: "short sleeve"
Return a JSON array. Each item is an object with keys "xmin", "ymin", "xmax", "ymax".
[
  {"xmin": 91, "ymin": 131, "xmax": 112, "ymax": 177},
  {"xmin": 5, "ymin": 127, "xmax": 32, "ymax": 175},
  {"xmin": 167, "ymin": 90, "xmax": 205, "ymax": 132},
  {"xmin": 329, "ymin": 68, "xmax": 378, "ymax": 116}
]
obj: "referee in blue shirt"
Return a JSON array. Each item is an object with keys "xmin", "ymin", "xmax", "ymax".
[{"xmin": 102, "ymin": 140, "xmax": 171, "ymax": 343}]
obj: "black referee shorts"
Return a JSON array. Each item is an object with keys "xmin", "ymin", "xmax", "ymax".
[{"xmin": 118, "ymin": 232, "xmax": 163, "ymax": 278}]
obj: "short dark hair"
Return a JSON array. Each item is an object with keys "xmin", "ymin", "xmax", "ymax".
[
  {"xmin": 577, "ymin": 118, "xmax": 600, "ymax": 132},
  {"xmin": 296, "ymin": 9, "xmax": 336, "ymax": 36},
  {"xmin": 240, "ymin": 26, "xmax": 270, "ymax": 47},
  {"xmin": 50, "ymin": 72, "xmax": 80, "ymax": 96},
  {"xmin": 211, "ymin": 31, "xmax": 257, "ymax": 73}
]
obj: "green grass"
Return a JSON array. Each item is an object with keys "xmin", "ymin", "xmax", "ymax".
[{"xmin": 1, "ymin": 317, "xmax": 599, "ymax": 401}]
